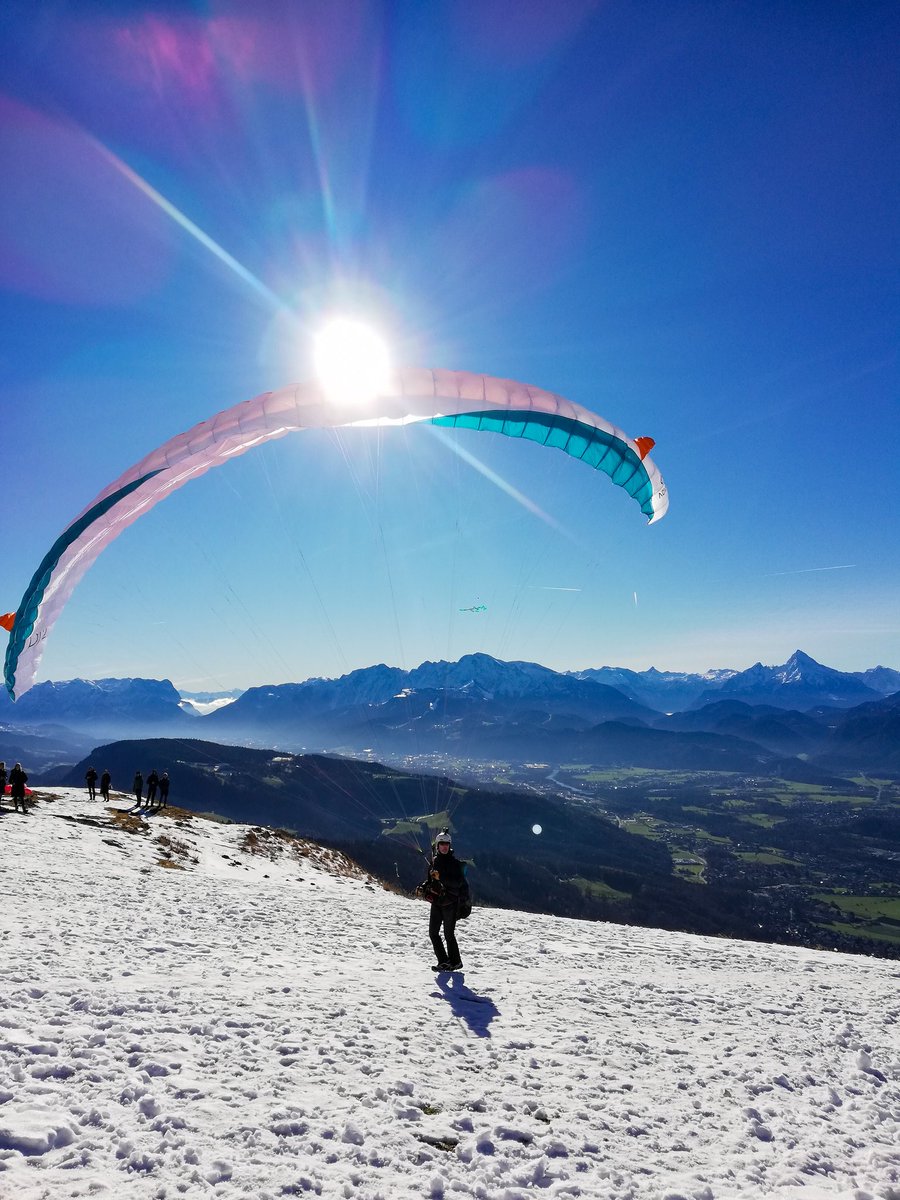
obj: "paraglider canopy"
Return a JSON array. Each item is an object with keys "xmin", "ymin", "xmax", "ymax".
[{"xmin": 3, "ymin": 366, "xmax": 668, "ymax": 701}]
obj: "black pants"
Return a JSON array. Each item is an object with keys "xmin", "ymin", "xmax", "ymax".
[{"xmin": 429, "ymin": 902, "xmax": 460, "ymax": 965}]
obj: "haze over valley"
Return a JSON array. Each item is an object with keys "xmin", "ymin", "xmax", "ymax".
[{"xmin": 5, "ymin": 650, "xmax": 900, "ymax": 960}]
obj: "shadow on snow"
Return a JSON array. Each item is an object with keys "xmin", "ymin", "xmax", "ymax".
[{"xmin": 432, "ymin": 971, "xmax": 500, "ymax": 1037}]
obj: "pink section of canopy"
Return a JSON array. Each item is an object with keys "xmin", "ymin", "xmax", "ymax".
[{"xmin": 80, "ymin": 367, "xmax": 657, "ymax": 511}]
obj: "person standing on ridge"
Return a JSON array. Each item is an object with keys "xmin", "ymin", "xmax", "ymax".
[
  {"xmin": 0, "ymin": 762, "xmax": 7, "ymax": 805},
  {"xmin": 100, "ymin": 769, "xmax": 111, "ymax": 803},
  {"xmin": 9, "ymin": 762, "xmax": 28, "ymax": 813},
  {"xmin": 158, "ymin": 772, "xmax": 170, "ymax": 807},
  {"xmin": 132, "ymin": 771, "xmax": 143, "ymax": 808},
  {"xmin": 146, "ymin": 770, "xmax": 159, "ymax": 807},
  {"xmin": 84, "ymin": 765, "xmax": 98, "ymax": 800},
  {"xmin": 416, "ymin": 830, "xmax": 470, "ymax": 971}
]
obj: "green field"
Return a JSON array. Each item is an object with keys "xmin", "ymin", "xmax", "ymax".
[
  {"xmin": 569, "ymin": 876, "xmax": 631, "ymax": 902},
  {"xmin": 815, "ymin": 894, "xmax": 900, "ymax": 921},
  {"xmin": 736, "ymin": 850, "xmax": 799, "ymax": 867},
  {"xmin": 824, "ymin": 921, "xmax": 900, "ymax": 945},
  {"xmin": 381, "ymin": 811, "xmax": 453, "ymax": 839},
  {"xmin": 569, "ymin": 767, "xmax": 724, "ymax": 785},
  {"xmin": 735, "ymin": 812, "xmax": 784, "ymax": 828},
  {"xmin": 767, "ymin": 783, "xmax": 873, "ymax": 806},
  {"xmin": 622, "ymin": 818, "xmax": 660, "ymax": 839},
  {"xmin": 815, "ymin": 881, "xmax": 900, "ymax": 950},
  {"xmin": 672, "ymin": 857, "xmax": 706, "ymax": 882}
]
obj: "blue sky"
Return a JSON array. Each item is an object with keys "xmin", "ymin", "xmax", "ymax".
[{"xmin": 1, "ymin": 0, "xmax": 897, "ymax": 691}]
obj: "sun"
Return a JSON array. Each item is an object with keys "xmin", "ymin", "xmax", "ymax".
[{"xmin": 313, "ymin": 317, "xmax": 392, "ymax": 406}]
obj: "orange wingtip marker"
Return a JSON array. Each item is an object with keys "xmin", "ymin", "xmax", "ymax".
[
  {"xmin": 0, "ymin": 612, "xmax": 15, "ymax": 632},
  {"xmin": 635, "ymin": 436, "xmax": 655, "ymax": 460}
]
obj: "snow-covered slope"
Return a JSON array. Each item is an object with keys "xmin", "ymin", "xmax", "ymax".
[{"xmin": 1, "ymin": 790, "xmax": 898, "ymax": 1199}]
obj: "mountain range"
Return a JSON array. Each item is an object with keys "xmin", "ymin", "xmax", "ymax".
[
  {"xmin": 574, "ymin": 650, "xmax": 899, "ymax": 710},
  {"xmin": 3, "ymin": 650, "xmax": 900, "ymax": 776}
]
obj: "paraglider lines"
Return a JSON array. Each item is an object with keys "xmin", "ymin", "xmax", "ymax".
[{"xmin": 428, "ymin": 426, "xmax": 564, "ymax": 533}]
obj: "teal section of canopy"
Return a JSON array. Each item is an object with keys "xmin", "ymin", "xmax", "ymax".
[
  {"xmin": 4, "ymin": 471, "xmax": 162, "ymax": 699},
  {"xmin": 431, "ymin": 410, "xmax": 654, "ymax": 516}
]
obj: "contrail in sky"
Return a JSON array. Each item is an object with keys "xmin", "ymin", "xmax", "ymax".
[
  {"xmin": 765, "ymin": 565, "xmax": 855, "ymax": 577},
  {"xmin": 528, "ymin": 586, "xmax": 582, "ymax": 592}
]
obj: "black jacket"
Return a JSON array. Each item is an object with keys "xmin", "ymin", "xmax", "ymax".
[{"xmin": 419, "ymin": 849, "xmax": 469, "ymax": 907}]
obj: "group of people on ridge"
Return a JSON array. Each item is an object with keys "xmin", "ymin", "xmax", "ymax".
[
  {"xmin": 131, "ymin": 769, "xmax": 170, "ymax": 809},
  {"xmin": 82, "ymin": 766, "xmax": 170, "ymax": 807},
  {"xmin": 84, "ymin": 766, "xmax": 112, "ymax": 802},
  {"xmin": 1, "ymin": 760, "xmax": 174, "ymax": 815},
  {"xmin": 0, "ymin": 761, "xmax": 29, "ymax": 813},
  {"xmin": 416, "ymin": 829, "xmax": 471, "ymax": 971}
]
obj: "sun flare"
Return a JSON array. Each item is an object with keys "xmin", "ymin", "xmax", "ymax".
[{"xmin": 313, "ymin": 318, "xmax": 391, "ymax": 406}]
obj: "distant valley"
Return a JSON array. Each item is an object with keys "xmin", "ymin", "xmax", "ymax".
[{"xmin": 46, "ymin": 735, "xmax": 900, "ymax": 961}]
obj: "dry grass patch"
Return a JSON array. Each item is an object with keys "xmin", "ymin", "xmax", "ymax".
[
  {"xmin": 155, "ymin": 833, "xmax": 196, "ymax": 869},
  {"xmin": 109, "ymin": 809, "xmax": 150, "ymax": 835},
  {"xmin": 240, "ymin": 826, "xmax": 390, "ymax": 887}
]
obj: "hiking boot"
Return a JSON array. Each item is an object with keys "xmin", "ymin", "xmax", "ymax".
[
  {"xmin": 432, "ymin": 961, "xmax": 452, "ymax": 971},
  {"xmin": 448, "ymin": 961, "xmax": 463, "ymax": 970}
]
